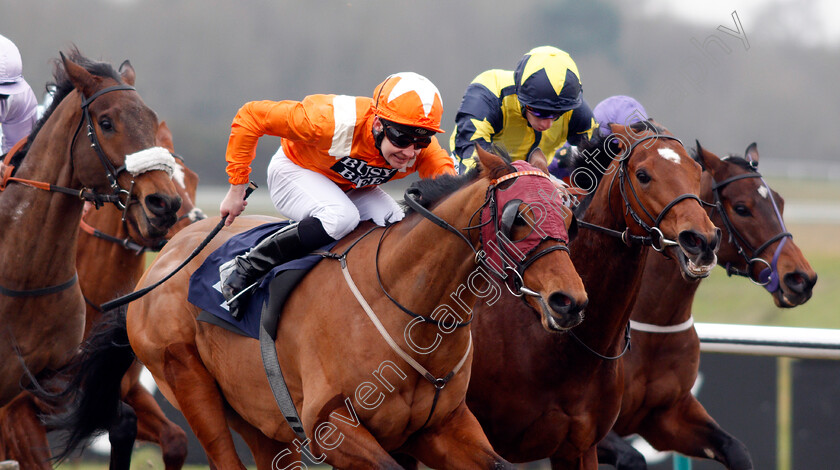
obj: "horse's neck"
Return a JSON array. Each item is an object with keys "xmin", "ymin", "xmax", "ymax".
[
  {"xmin": 626, "ymin": 172, "xmax": 719, "ymax": 326},
  {"xmin": 373, "ymin": 192, "xmax": 482, "ymax": 363},
  {"xmin": 0, "ymin": 190, "xmax": 84, "ymax": 287},
  {"xmin": 570, "ymin": 176, "xmax": 648, "ymax": 356},
  {"xmin": 76, "ymin": 206, "xmax": 144, "ymax": 305},
  {"xmin": 630, "ymin": 251, "xmax": 700, "ymax": 326},
  {"xmin": 0, "ymin": 109, "xmax": 86, "ymax": 286}
]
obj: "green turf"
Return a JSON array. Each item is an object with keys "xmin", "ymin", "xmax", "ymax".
[{"xmin": 693, "ymin": 251, "xmax": 840, "ymax": 328}]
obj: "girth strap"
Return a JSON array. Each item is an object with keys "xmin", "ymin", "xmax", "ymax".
[
  {"xmin": 259, "ymin": 298, "xmax": 308, "ymax": 442},
  {"xmin": 0, "ymin": 273, "xmax": 78, "ymax": 298}
]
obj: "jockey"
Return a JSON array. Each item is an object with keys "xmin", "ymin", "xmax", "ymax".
[
  {"xmin": 0, "ymin": 34, "xmax": 38, "ymax": 159},
  {"xmin": 548, "ymin": 95, "xmax": 650, "ymax": 178},
  {"xmin": 450, "ymin": 46, "xmax": 598, "ymax": 171},
  {"xmin": 219, "ymin": 72, "xmax": 455, "ymax": 318}
]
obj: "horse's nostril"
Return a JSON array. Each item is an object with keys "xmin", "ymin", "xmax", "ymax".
[
  {"xmin": 678, "ymin": 231, "xmax": 703, "ymax": 254},
  {"xmin": 710, "ymin": 228, "xmax": 722, "ymax": 251},
  {"xmin": 548, "ymin": 292, "xmax": 576, "ymax": 315},
  {"xmin": 784, "ymin": 271, "xmax": 814, "ymax": 294},
  {"xmin": 145, "ymin": 194, "xmax": 181, "ymax": 216}
]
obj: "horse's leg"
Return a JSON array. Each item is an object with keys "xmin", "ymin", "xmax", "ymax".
[
  {"xmin": 549, "ymin": 447, "xmax": 598, "ymax": 470},
  {"xmin": 0, "ymin": 393, "xmax": 51, "ymax": 470},
  {"xmin": 123, "ymin": 374, "xmax": 188, "ymax": 470},
  {"xmin": 596, "ymin": 431, "xmax": 647, "ymax": 470},
  {"xmin": 637, "ymin": 396, "xmax": 753, "ymax": 470},
  {"xmin": 301, "ymin": 399, "xmax": 403, "ymax": 469},
  {"xmin": 401, "ymin": 401, "xmax": 513, "ymax": 470},
  {"xmin": 161, "ymin": 343, "xmax": 246, "ymax": 470},
  {"xmin": 108, "ymin": 401, "xmax": 137, "ymax": 470},
  {"xmin": 226, "ymin": 411, "xmax": 299, "ymax": 470}
]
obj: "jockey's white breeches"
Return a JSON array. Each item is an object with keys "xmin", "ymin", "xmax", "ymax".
[{"xmin": 267, "ymin": 146, "xmax": 405, "ymax": 240}]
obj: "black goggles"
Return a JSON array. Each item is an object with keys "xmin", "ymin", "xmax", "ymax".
[
  {"xmin": 525, "ymin": 105, "xmax": 564, "ymax": 120},
  {"xmin": 383, "ymin": 123, "xmax": 432, "ymax": 149}
]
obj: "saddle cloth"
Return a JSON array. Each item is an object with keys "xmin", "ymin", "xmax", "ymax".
[{"xmin": 188, "ymin": 221, "xmax": 335, "ymax": 339}]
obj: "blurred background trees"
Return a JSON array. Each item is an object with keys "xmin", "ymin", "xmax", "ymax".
[{"xmin": 2, "ymin": 0, "xmax": 838, "ymax": 185}]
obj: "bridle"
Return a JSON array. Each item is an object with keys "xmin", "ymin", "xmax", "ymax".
[
  {"xmin": 572, "ymin": 132, "xmax": 705, "ymax": 360},
  {"xmin": 708, "ymin": 162, "xmax": 791, "ymax": 292},
  {"xmin": 78, "ymin": 152, "xmax": 207, "ymax": 256},
  {"xmin": 0, "ymin": 84, "xmax": 175, "ymax": 298},
  {"xmin": 397, "ymin": 167, "xmax": 572, "ymax": 328},
  {"xmin": 69, "ymin": 84, "xmax": 139, "ymax": 209},
  {"xmin": 1, "ymin": 84, "xmax": 138, "ymax": 208},
  {"xmin": 578, "ymin": 133, "xmax": 706, "ymax": 252}
]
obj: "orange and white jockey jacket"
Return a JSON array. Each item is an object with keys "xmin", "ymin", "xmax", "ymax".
[{"xmin": 225, "ymin": 94, "xmax": 455, "ymax": 191}]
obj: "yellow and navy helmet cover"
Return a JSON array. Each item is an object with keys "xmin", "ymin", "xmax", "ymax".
[{"xmin": 514, "ymin": 46, "xmax": 582, "ymax": 112}]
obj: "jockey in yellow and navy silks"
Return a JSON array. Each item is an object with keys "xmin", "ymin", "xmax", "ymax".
[{"xmin": 450, "ymin": 46, "xmax": 597, "ymax": 170}]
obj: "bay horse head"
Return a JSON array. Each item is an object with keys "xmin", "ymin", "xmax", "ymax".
[
  {"xmin": 50, "ymin": 50, "xmax": 182, "ymax": 239},
  {"xmin": 116, "ymin": 118, "xmax": 205, "ymax": 249},
  {"xmin": 695, "ymin": 141, "xmax": 817, "ymax": 307},
  {"xmin": 411, "ymin": 144, "xmax": 588, "ymax": 331},
  {"xmin": 601, "ymin": 121, "xmax": 721, "ymax": 280}
]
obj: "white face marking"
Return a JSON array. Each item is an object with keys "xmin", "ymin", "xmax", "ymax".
[
  {"xmin": 657, "ymin": 148, "xmax": 682, "ymax": 164},
  {"xmin": 757, "ymin": 185, "xmax": 769, "ymax": 199}
]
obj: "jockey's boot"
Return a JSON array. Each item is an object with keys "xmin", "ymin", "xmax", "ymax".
[{"xmin": 220, "ymin": 216, "xmax": 334, "ymax": 320}]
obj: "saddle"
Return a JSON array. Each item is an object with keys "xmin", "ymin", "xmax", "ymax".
[{"xmin": 189, "ymin": 221, "xmax": 336, "ymax": 339}]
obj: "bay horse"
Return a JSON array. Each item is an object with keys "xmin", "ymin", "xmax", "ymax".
[
  {"xmin": 451, "ymin": 121, "xmax": 721, "ymax": 469},
  {"xmin": 0, "ymin": 49, "xmax": 182, "ymax": 407},
  {"xmin": 0, "ymin": 119, "xmax": 201, "ymax": 469},
  {"xmin": 53, "ymin": 145, "xmax": 588, "ymax": 469},
  {"xmin": 597, "ymin": 142, "xmax": 817, "ymax": 469}
]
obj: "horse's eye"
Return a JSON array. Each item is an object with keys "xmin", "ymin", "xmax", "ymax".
[
  {"xmin": 635, "ymin": 170, "xmax": 651, "ymax": 184},
  {"xmin": 99, "ymin": 118, "xmax": 113, "ymax": 131},
  {"xmin": 733, "ymin": 203, "xmax": 752, "ymax": 217}
]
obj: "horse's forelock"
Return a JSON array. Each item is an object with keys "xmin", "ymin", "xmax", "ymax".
[{"xmin": 721, "ymin": 155, "xmax": 758, "ymax": 173}]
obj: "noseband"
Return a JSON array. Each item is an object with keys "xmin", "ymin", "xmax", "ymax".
[{"xmin": 709, "ymin": 167, "xmax": 792, "ymax": 292}]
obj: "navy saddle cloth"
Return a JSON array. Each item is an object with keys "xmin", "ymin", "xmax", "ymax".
[{"xmin": 188, "ymin": 221, "xmax": 336, "ymax": 339}]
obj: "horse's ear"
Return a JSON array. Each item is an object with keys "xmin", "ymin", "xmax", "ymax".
[
  {"xmin": 695, "ymin": 140, "xmax": 722, "ymax": 172},
  {"xmin": 563, "ymin": 210, "xmax": 579, "ymax": 243},
  {"xmin": 693, "ymin": 139, "xmax": 707, "ymax": 170},
  {"xmin": 61, "ymin": 51, "xmax": 98, "ymax": 97},
  {"xmin": 527, "ymin": 148, "xmax": 549, "ymax": 175},
  {"xmin": 156, "ymin": 121, "xmax": 174, "ymax": 152},
  {"xmin": 475, "ymin": 144, "xmax": 510, "ymax": 179},
  {"xmin": 745, "ymin": 142, "xmax": 759, "ymax": 168},
  {"xmin": 119, "ymin": 60, "xmax": 136, "ymax": 86}
]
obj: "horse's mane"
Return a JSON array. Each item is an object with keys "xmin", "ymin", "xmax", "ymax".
[
  {"xmin": 719, "ymin": 155, "xmax": 759, "ymax": 172},
  {"xmin": 689, "ymin": 147, "xmax": 759, "ymax": 174},
  {"xmin": 403, "ymin": 144, "xmax": 515, "ymax": 212},
  {"xmin": 9, "ymin": 47, "xmax": 123, "ymax": 169}
]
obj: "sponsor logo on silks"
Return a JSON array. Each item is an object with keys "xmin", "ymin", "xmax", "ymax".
[{"xmin": 331, "ymin": 156, "xmax": 399, "ymax": 188}]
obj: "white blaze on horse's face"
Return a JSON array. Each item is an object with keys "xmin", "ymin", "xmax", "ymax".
[
  {"xmin": 657, "ymin": 148, "xmax": 682, "ymax": 164},
  {"xmin": 757, "ymin": 185, "xmax": 769, "ymax": 199}
]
